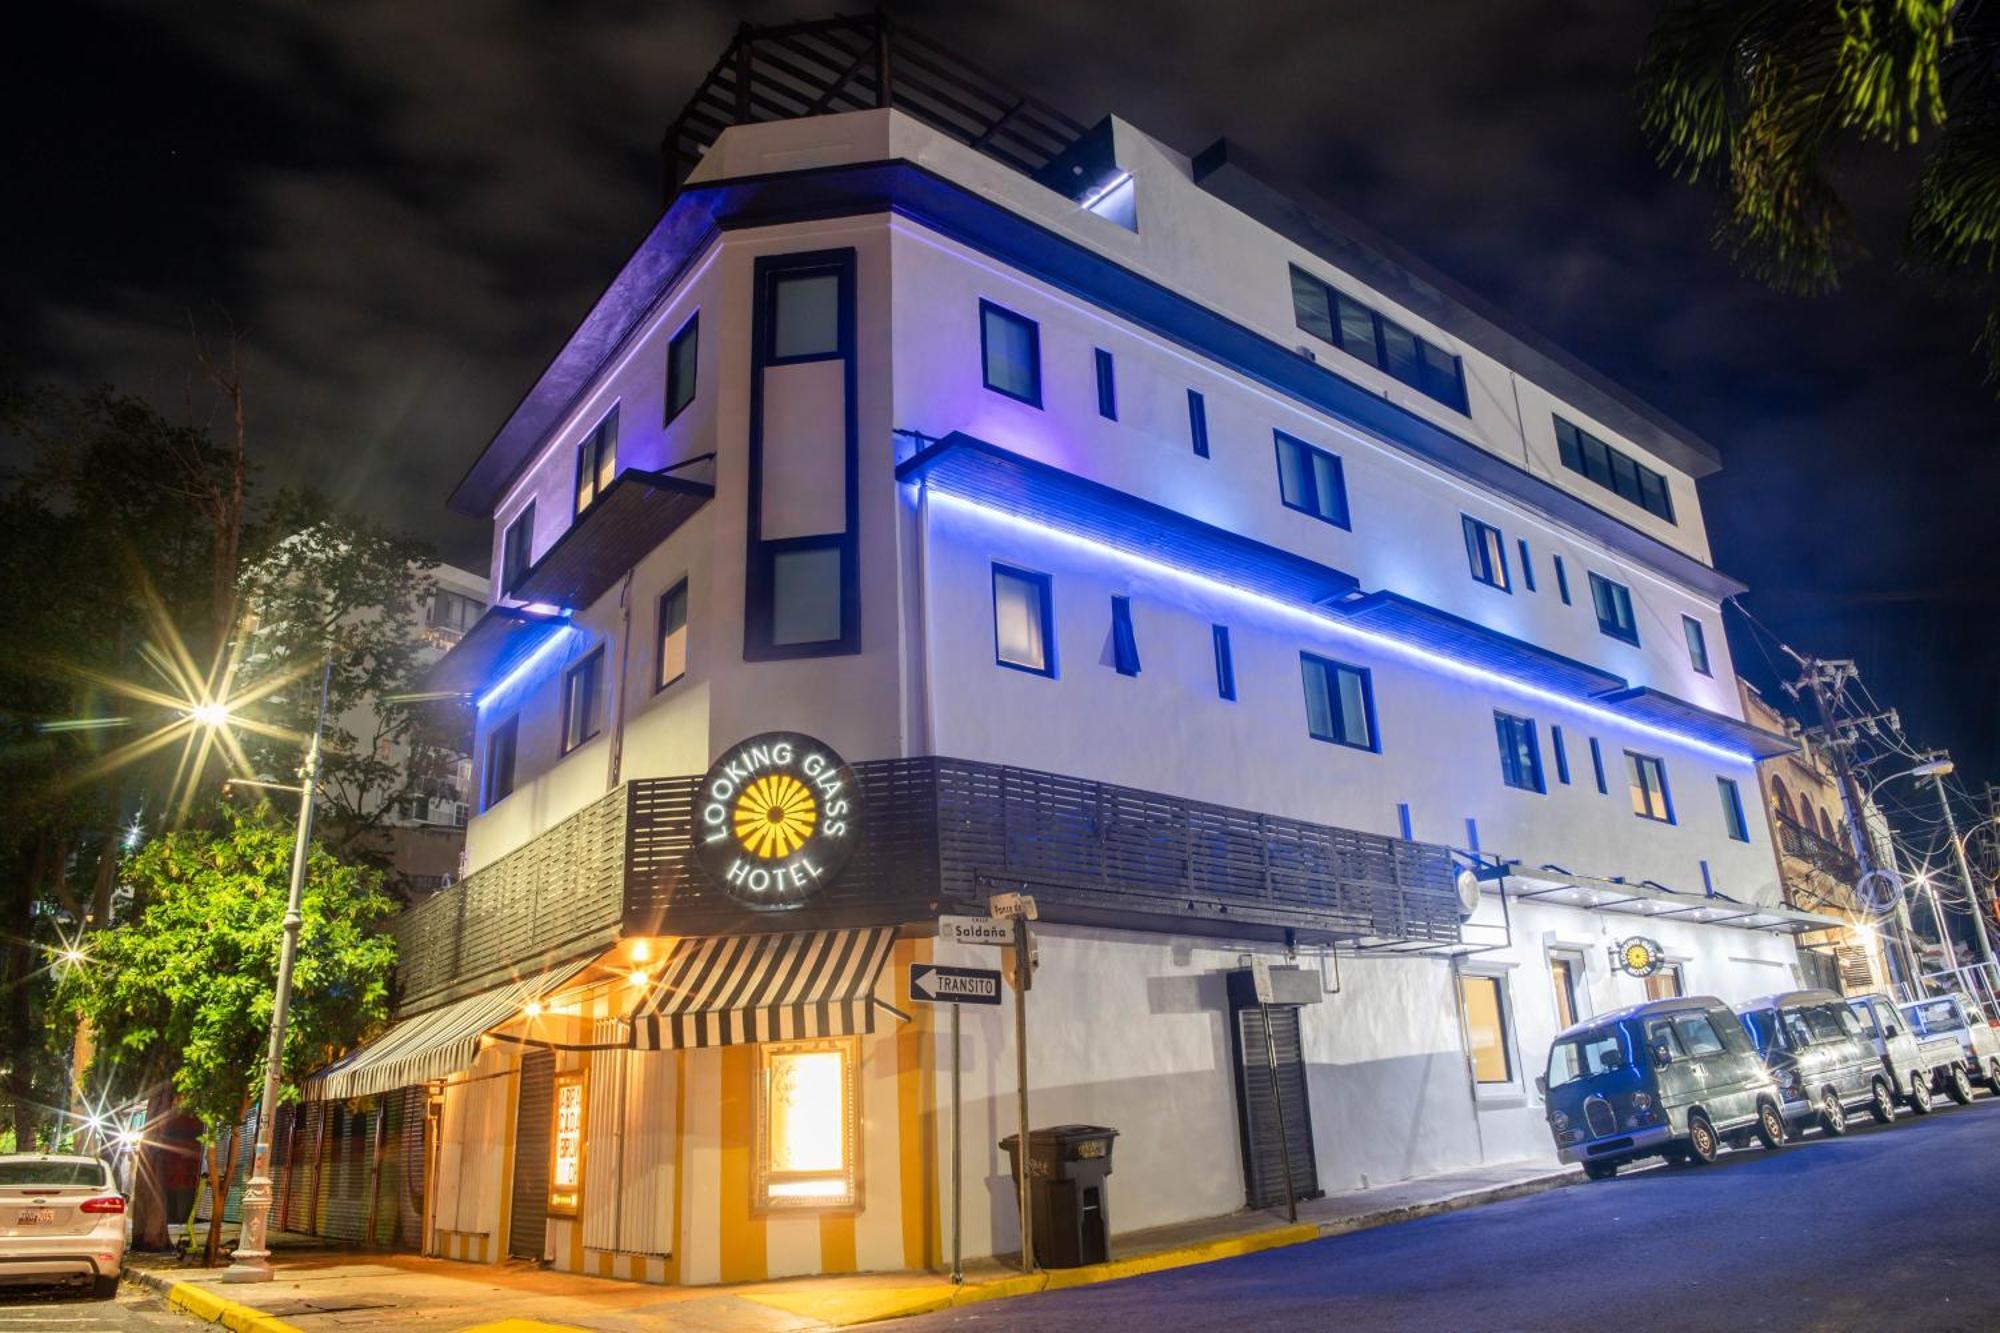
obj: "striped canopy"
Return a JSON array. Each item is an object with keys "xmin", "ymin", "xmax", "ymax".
[{"xmin": 630, "ymin": 928, "xmax": 897, "ymax": 1051}]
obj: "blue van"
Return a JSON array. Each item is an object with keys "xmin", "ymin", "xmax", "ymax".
[{"xmin": 1541, "ymin": 995, "xmax": 1787, "ymax": 1179}]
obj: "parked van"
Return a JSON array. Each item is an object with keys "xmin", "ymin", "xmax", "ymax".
[
  {"xmin": 1847, "ymin": 992, "xmax": 1962, "ymax": 1113},
  {"xmin": 1898, "ymin": 991, "xmax": 1997, "ymax": 1100},
  {"xmin": 1541, "ymin": 996, "xmax": 1785, "ymax": 1180},
  {"xmin": 1737, "ymin": 990, "xmax": 1892, "ymax": 1133}
]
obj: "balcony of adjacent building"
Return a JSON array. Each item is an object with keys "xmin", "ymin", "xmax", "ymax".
[
  {"xmin": 1773, "ymin": 812, "xmax": 1863, "ymax": 905},
  {"xmin": 387, "ymin": 756, "xmax": 1465, "ymax": 1015}
]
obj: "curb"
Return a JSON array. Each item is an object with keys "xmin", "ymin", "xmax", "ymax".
[
  {"xmin": 125, "ymin": 1264, "xmax": 301, "ymax": 1333},
  {"xmin": 745, "ymin": 1168, "xmax": 1581, "ymax": 1327}
]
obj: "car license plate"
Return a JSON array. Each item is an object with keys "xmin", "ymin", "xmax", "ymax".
[{"xmin": 17, "ymin": 1208, "xmax": 54, "ymax": 1225}]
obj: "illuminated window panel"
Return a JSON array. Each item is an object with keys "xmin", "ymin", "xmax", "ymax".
[
  {"xmin": 757, "ymin": 1039, "xmax": 858, "ymax": 1210},
  {"xmin": 547, "ymin": 1070, "xmax": 586, "ymax": 1216},
  {"xmin": 1458, "ymin": 974, "xmax": 1513, "ymax": 1085}
]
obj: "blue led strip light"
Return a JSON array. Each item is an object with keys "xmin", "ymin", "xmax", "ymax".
[{"xmin": 476, "ymin": 624, "xmax": 575, "ymax": 711}]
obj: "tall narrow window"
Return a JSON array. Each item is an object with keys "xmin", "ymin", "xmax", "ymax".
[
  {"xmin": 656, "ymin": 579, "xmax": 690, "ymax": 690},
  {"xmin": 1110, "ymin": 596, "xmax": 1140, "ymax": 676},
  {"xmin": 769, "ymin": 269, "xmax": 842, "ymax": 361},
  {"xmin": 1517, "ymin": 539, "xmax": 1537, "ymax": 591},
  {"xmin": 1588, "ymin": 737, "xmax": 1608, "ymax": 794},
  {"xmin": 561, "ymin": 648, "xmax": 604, "ymax": 754},
  {"xmin": 1626, "ymin": 752, "xmax": 1674, "ymax": 823},
  {"xmin": 573, "ymin": 407, "xmax": 620, "ymax": 515},
  {"xmin": 1274, "ymin": 431, "xmax": 1350, "ymax": 528},
  {"xmin": 992, "ymin": 565, "xmax": 1054, "ymax": 676},
  {"xmin": 1094, "ymin": 348, "xmax": 1117, "ymax": 420},
  {"xmin": 980, "ymin": 300, "xmax": 1041, "ymax": 406},
  {"xmin": 1550, "ymin": 955, "xmax": 1582, "ymax": 1031},
  {"xmin": 757, "ymin": 1038, "xmax": 858, "ymax": 1210},
  {"xmin": 1463, "ymin": 516, "xmax": 1510, "ymax": 591},
  {"xmin": 1551, "ymin": 724, "xmax": 1571, "ymax": 785},
  {"xmin": 1187, "ymin": 389, "xmax": 1209, "ymax": 458},
  {"xmin": 482, "ymin": 715, "xmax": 519, "ymax": 810},
  {"xmin": 1301, "ymin": 653, "xmax": 1377, "ymax": 751},
  {"xmin": 1683, "ymin": 616, "xmax": 1712, "ymax": 675},
  {"xmin": 1553, "ymin": 554, "xmax": 1572, "ymax": 605},
  {"xmin": 1495, "ymin": 712, "xmax": 1544, "ymax": 793},
  {"xmin": 1458, "ymin": 974, "xmax": 1514, "ymax": 1085},
  {"xmin": 769, "ymin": 545, "xmax": 845, "ymax": 647},
  {"xmin": 1719, "ymin": 776, "xmax": 1750, "ymax": 842},
  {"xmin": 1589, "ymin": 572, "xmax": 1640, "ymax": 645},
  {"xmin": 665, "ymin": 313, "xmax": 699, "ymax": 423},
  {"xmin": 1212, "ymin": 625, "xmax": 1235, "ymax": 701},
  {"xmin": 501, "ymin": 503, "xmax": 535, "ymax": 596}
]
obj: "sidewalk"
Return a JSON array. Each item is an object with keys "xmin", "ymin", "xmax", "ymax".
[{"xmin": 127, "ymin": 1159, "xmax": 1577, "ymax": 1332}]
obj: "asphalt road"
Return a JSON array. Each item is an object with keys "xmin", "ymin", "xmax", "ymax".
[
  {"xmin": 0, "ymin": 1283, "xmax": 183, "ymax": 1333},
  {"xmin": 896, "ymin": 1094, "xmax": 2000, "ymax": 1332}
]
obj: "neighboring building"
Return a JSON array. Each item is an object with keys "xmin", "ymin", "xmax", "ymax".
[{"xmin": 298, "ymin": 17, "xmax": 1840, "ymax": 1286}]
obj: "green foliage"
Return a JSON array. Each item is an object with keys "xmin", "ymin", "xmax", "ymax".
[
  {"xmin": 61, "ymin": 804, "xmax": 397, "ymax": 1132},
  {"xmin": 1639, "ymin": 0, "xmax": 2000, "ymax": 377}
]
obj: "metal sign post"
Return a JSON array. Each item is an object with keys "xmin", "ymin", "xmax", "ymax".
[
  {"xmin": 951, "ymin": 1002, "xmax": 962, "ymax": 1284},
  {"xmin": 986, "ymin": 893, "xmax": 1037, "ymax": 1274}
]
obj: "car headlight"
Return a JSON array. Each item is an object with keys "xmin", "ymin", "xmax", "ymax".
[
  {"xmin": 1630, "ymin": 1091, "xmax": 1653, "ymax": 1111},
  {"xmin": 1774, "ymin": 1068, "xmax": 1798, "ymax": 1092},
  {"xmin": 1550, "ymin": 1110, "xmax": 1569, "ymax": 1131}
]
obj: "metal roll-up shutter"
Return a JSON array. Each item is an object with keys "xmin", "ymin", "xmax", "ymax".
[
  {"xmin": 509, "ymin": 1051, "xmax": 555, "ymax": 1260},
  {"xmin": 1231, "ymin": 1004, "xmax": 1321, "ymax": 1210},
  {"xmin": 320, "ymin": 1106, "xmax": 372, "ymax": 1243},
  {"xmin": 381, "ymin": 1086, "xmax": 429, "ymax": 1249}
]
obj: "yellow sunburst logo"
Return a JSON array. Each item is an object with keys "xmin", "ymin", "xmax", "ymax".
[
  {"xmin": 733, "ymin": 773, "xmax": 819, "ymax": 859},
  {"xmin": 1623, "ymin": 941, "xmax": 1656, "ymax": 973}
]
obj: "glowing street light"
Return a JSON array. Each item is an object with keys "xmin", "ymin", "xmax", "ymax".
[{"xmin": 187, "ymin": 701, "xmax": 232, "ymax": 729}]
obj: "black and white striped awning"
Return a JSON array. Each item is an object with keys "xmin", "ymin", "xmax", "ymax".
[{"xmin": 630, "ymin": 928, "xmax": 897, "ymax": 1051}]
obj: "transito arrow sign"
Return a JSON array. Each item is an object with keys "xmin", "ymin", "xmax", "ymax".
[{"xmin": 909, "ymin": 963, "xmax": 1004, "ymax": 1006}]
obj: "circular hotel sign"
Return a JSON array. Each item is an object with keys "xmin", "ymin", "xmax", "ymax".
[
  {"xmin": 695, "ymin": 732, "xmax": 860, "ymax": 908},
  {"xmin": 1615, "ymin": 936, "xmax": 1666, "ymax": 978}
]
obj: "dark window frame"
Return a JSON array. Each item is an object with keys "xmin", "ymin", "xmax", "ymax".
[
  {"xmin": 1300, "ymin": 652, "xmax": 1379, "ymax": 752},
  {"xmin": 1626, "ymin": 751, "xmax": 1676, "ymax": 824},
  {"xmin": 1187, "ymin": 388, "xmax": 1210, "ymax": 458},
  {"xmin": 1273, "ymin": 430, "xmax": 1351, "ymax": 530},
  {"xmin": 1495, "ymin": 711, "xmax": 1546, "ymax": 794},
  {"xmin": 1588, "ymin": 736, "xmax": 1608, "ymax": 794},
  {"xmin": 991, "ymin": 563, "xmax": 1056, "ymax": 678},
  {"xmin": 1719, "ymin": 775, "xmax": 1750, "ymax": 842},
  {"xmin": 655, "ymin": 577, "xmax": 690, "ymax": 692},
  {"xmin": 501, "ymin": 502, "xmax": 535, "ymax": 596},
  {"xmin": 979, "ymin": 299, "xmax": 1043, "ymax": 408},
  {"xmin": 1212, "ymin": 624, "xmax": 1236, "ymax": 701},
  {"xmin": 1288, "ymin": 264, "xmax": 1468, "ymax": 414},
  {"xmin": 1517, "ymin": 538, "xmax": 1536, "ymax": 592},
  {"xmin": 1589, "ymin": 571, "xmax": 1641, "ymax": 646},
  {"xmin": 560, "ymin": 647, "xmax": 605, "ymax": 755},
  {"xmin": 1553, "ymin": 554, "xmax": 1572, "ymax": 605},
  {"xmin": 482, "ymin": 714, "xmax": 519, "ymax": 811},
  {"xmin": 1462, "ymin": 515, "xmax": 1511, "ymax": 592},
  {"xmin": 1094, "ymin": 347, "xmax": 1117, "ymax": 420},
  {"xmin": 573, "ymin": 405, "xmax": 620, "ymax": 516},
  {"xmin": 1554, "ymin": 415, "xmax": 1676, "ymax": 524},
  {"xmin": 1683, "ymin": 615, "xmax": 1712, "ymax": 676},
  {"xmin": 1110, "ymin": 596, "xmax": 1141, "ymax": 675},
  {"xmin": 1551, "ymin": 724, "xmax": 1571, "ymax": 785},
  {"xmin": 765, "ymin": 265, "xmax": 847, "ymax": 366},
  {"xmin": 664, "ymin": 312, "xmax": 700, "ymax": 425}
]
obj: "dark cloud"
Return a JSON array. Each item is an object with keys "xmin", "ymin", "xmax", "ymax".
[{"xmin": 4, "ymin": 0, "xmax": 1994, "ymax": 784}]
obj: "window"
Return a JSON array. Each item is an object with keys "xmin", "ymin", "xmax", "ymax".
[
  {"xmin": 482, "ymin": 715, "xmax": 518, "ymax": 810},
  {"xmin": 1547, "ymin": 1029, "xmax": 1623, "ymax": 1088},
  {"xmin": 1553, "ymin": 554, "xmax": 1572, "ymax": 605},
  {"xmin": 770, "ymin": 269, "xmax": 842, "ymax": 361},
  {"xmin": 656, "ymin": 579, "xmax": 689, "ymax": 690},
  {"xmin": 1212, "ymin": 625, "xmax": 1235, "ymax": 701},
  {"xmin": 1626, "ymin": 751, "xmax": 1674, "ymax": 823},
  {"xmin": 1273, "ymin": 431, "xmax": 1350, "ymax": 528},
  {"xmin": 1683, "ymin": 615, "xmax": 1711, "ymax": 675},
  {"xmin": 1644, "ymin": 965, "xmax": 1685, "ymax": 1001},
  {"xmin": 770, "ymin": 545, "xmax": 845, "ymax": 647},
  {"xmin": 1517, "ymin": 539, "xmax": 1536, "ymax": 592},
  {"xmin": 980, "ymin": 300, "xmax": 1041, "ymax": 406},
  {"xmin": 1462, "ymin": 516, "xmax": 1510, "ymax": 591},
  {"xmin": 548, "ymin": 1070, "xmax": 586, "ymax": 1216},
  {"xmin": 1094, "ymin": 348, "xmax": 1117, "ymax": 419},
  {"xmin": 1718, "ymin": 776, "xmax": 1750, "ymax": 842},
  {"xmin": 501, "ymin": 503, "xmax": 535, "ymax": 595},
  {"xmin": 573, "ymin": 407, "xmax": 619, "ymax": 515},
  {"xmin": 665, "ymin": 313, "xmax": 699, "ymax": 423},
  {"xmin": 1187, "ymin": 389, "xmax": 1209, "ymax": 458},
  {"xmin": 1494, "ymin": 712, "xmax": 1544, "ymax": 793},
  {"xmin": 1110, "ymin": 596, "xmax": 1140, "ymax": 676},
  {"xmin": 1673, "ymin": 1014, "xmax": 1726, "ymax": 1057},
  {"xmin": 993, "ymin": 565, "xmax": 1054, "ymax": 676},
  {"xmin": 1550, "ymin": 956, "xmax": 1582, "ymax": 1031},
  {"xmin": 1458, "ymin": 974, "xmax": 1514, "ymax": 1085},
  {"xmin": 756, "ymin": 1038, "xmax": 858, "ymax": 1210},
  {"xmin": 1588, "ymin": 736, "xmax": 1607, "ymax": 794},
  {"xmin": 1645, "ymin": 1019, "xmax": 1685, "ymax": 1061},
  {"xmin": 561, "ymin": 648, "xmax": 604, "ymax": 753},
  {"xmin": 1301, "ymin": 653, "xmax": 1377, "ymax": 751},
  {"xmin": 1289, "ymin": 265, "xmax": 1468, "ymax": 413},
  {"xmin": 1589, "ymin": 572, "xmax": 1640, "ymax": 645},
  {"xmin": 1550, "ymin": 724, "xmax": 1571, "ymax": 785},
  {"xmin": 428, "ymin": 590, "xmax": 482, "ymax": 633},
  {"xmin": 1554, "ymin": 416, "xmax": 1675, "ymax": 522}
]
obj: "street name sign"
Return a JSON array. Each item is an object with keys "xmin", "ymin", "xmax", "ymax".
[
  {"xmin": 909, "ymin": 963, "xmax": 1004, "ymax": 1006},
  {"xmin": 938, "ymin": 914, "xmax": 1013, "ymax": 947}
]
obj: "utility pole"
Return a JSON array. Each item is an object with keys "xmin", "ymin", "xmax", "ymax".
[
  {"xmin": 1790, "ymin": 655, "xmax": 1918, "ymax": 997},
  {"xmin": 1927, "ymin": 754, "xmax": 1998, "ymax": 973}
]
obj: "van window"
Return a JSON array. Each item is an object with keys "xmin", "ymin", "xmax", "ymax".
[
  {"xmin": 1780, "ymin": 1008, "xmax": 1815, "ymax": 1048},
  {"xmin": 1673, "ymin": 1014, "xmax": 1727, "ymax": 1057},
  {"xmin": 1803, "ymin": 1006, "xmax": 1847, "ymax": 1043},
  {"xmin": 1904, "ymin": 998, "xmax": 1962, "ymax": 1034},
  {"xmin": 1740, "ymin": 1009, "xmax": 1779, "ymax": 1051},
  {"xmin": 1832, "ymin": 1005, "xmax": 1866, "ymax": 1038},
  {"xmin": 1547, "ymin": 1030, "xmax": 1625, "ymax": 1088},
  {"xmin": 1645, "ymin": 1019, "xmax": 1686, "ymax": 1060}
]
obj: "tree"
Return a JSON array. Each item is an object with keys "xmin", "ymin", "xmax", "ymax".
[
  {"xmin": 1638, "ymin": 1, "xmax": 2000, "ymax": 376},
  {"xmin": 61, "ymin": 804, "xmax": 396, "ymax": 1267}
]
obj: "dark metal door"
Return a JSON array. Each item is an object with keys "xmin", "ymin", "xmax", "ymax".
[
  {"xmin": 508, "ymin": 1051, "xmax": 555, "ymax": 1260},
  {"xmin": 1231, "ymin": 1004, "xmax": 1321, "ymax": 1210}
]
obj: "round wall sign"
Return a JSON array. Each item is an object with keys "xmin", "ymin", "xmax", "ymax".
[
  {"xmin": 694, "ymin": 732, "xmax": 861, "ymax": 908},
  {"xmin": 1615, "ymin": 936, "xmax": 1666, "ymax": 978}
]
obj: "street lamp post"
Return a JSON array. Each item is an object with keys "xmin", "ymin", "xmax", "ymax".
[
  {"xmin": 222, "ymin": 654, "xmax": 332, "ymax": 1283},
  {"xmin": 1927, "ymin": 764, "xmax": 1999, "ymax": 973}
]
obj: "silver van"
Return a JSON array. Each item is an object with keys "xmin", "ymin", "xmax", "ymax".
[{"xmin": 1737, "ymin": 989, "xmax": 1893, "ymax": 1133}]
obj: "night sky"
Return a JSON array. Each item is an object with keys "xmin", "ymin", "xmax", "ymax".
[{"xmin": 5, "ymin": 1, "xmax": 1995, "ymax": 795}]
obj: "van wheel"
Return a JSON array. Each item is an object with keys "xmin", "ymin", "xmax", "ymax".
[
  {"xmin": 1869, "ymin": 1078, "xmax": 1896, "ymax": 1124},
  {"xmin": 1819, "ymin": 1088, "xmax": 1848, "ymax": 1135},
  {"xmin": 1686, "ymin": 1111, "xmax": 1719, "ymax": 1164},
  {"xmin": 1583, "ymin": 1159, "xmax": 1618, "ymax": 1181},
  {"xmin": 1946, "ymin": 1064, "xmax": 1974, "ymax": 1105},
  {"xmin": 1909, "ymin": 1072, "xmax": 1935, "ymax": 1114},
  {"xmin": 1986, "ymin": 1057, "xmax": 2000, "ymax": 1090},
  {"xmin": 1755, "ymin": 1100, "xmax": 1787, "ymax": 1149}
]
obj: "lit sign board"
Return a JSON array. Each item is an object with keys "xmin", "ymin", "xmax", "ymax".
[
  {"xmin": 1613, "ymin": 936, "xmax": 1666, "ymax": 978},
  {"xmin": 548, "ymin": 1071, "xmax": 585, "ymax": 1216},
  {"xmin": 694, "ymin": 732, "xmax": 861, "ymax": 908}
]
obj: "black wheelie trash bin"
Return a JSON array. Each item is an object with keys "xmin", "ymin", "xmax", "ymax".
[{"xmin": 999, "ymin": 1124, "xmax": 1119, "ymax": 1267}]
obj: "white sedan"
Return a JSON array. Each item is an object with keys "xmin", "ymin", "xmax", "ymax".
[{"xmin": 0, "ymin": 1154, "xmax": 127, "ymax": 1298}]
